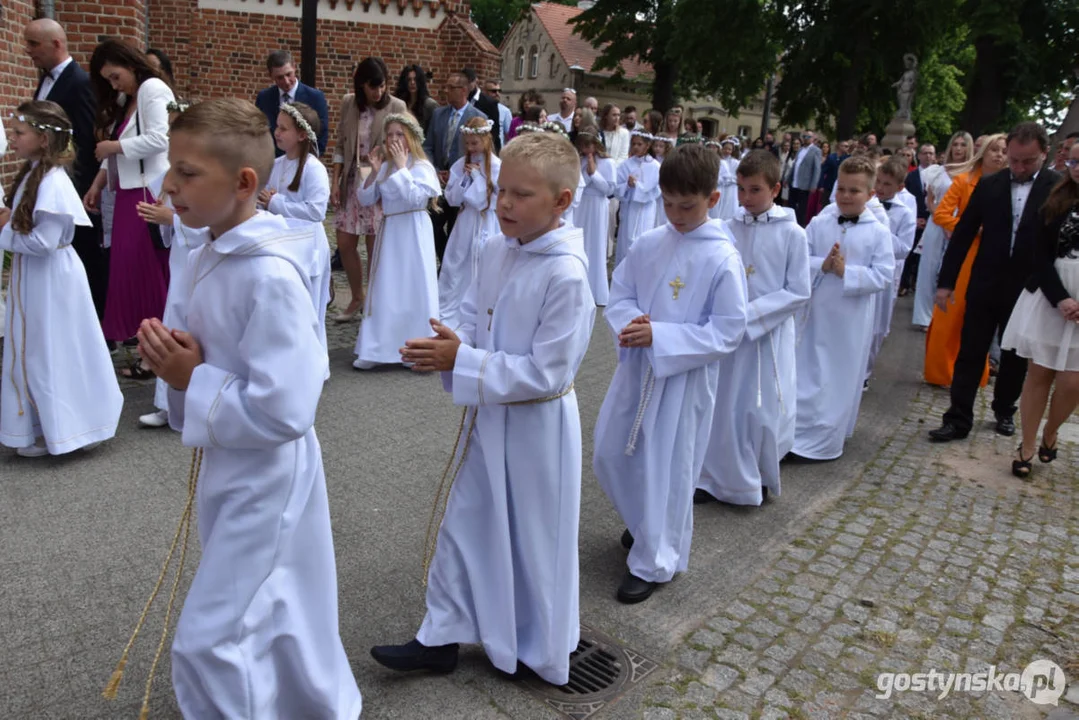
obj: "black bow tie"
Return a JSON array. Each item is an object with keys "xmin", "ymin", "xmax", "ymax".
[
  {"xmin": 882, "ymin": 201, "xmax": 893, "ymax": 210},
  {"xmin": 838, "ymin": 215, "xmax": 859, "ymax": 225},
  {"xmin": 743, "ymin": 213, "xmax": 768, "ymax": 224},
  {"xmin": 1011, "ymin": 176, "xmax": 1033, "ymax": 186}
]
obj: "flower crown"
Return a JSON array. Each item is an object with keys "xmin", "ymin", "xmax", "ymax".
[
  {"xmin": 460, "ymin": 119, "xmax": 494, "ymax": 136},
  {"xmin": 721, "ymin": 137, "xmax": 741, "ymax": 147},
  {"xmin": 280, "ymin": 102, "xmax": 319, "ymax": 153},
  {"xmin": 517, "ymin": 122, "xmax": 545, "ymax": 134},
  {"xmin": 383, "ymin": 112, "xmax": 425, "ymax": 144},
  {"xmin": 651, "ymin": 135, "xmax": 675, "ymax": 145},
  {"xmin": 704, "ymin": 140, "xmax": 721, "ymax": 148},
  {"xmin": 631, "ymin": 129, "xmax": 656, "ymax": 142},
  {"xmin": 542, "ymin": 121, "xmax": 566, "ymax": 135},
  {"xmin": 10, "ymin": 112, "xmax": 72, "ymax": 135},
  {"xmin": 166, "ymin": 100, "xmax": 191, "ymax": 114}
]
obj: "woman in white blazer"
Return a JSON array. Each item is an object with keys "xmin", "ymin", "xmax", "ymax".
[{"xmin": 84, "ymin": 40, "xmax": 174, "ymax": 365}]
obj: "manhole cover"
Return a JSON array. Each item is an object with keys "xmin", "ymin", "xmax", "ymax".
[{"xmin": 524, "ymin": 624, "xmax": 658, "ymax": 720}]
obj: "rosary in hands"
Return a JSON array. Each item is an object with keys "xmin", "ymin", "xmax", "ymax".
[{"xmin": 618, "ymin": 314, "xmax": 652, "ymax": 348}]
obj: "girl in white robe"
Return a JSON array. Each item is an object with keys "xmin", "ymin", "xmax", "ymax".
[
  {"xmin": 615, "ymin": 131, "xmax": 661, "ymax": 266},
  {"xmin": 439, "ymin": 118, "xmax": 501, "ymax": 331},
  {"xmin": 651, "ymin": 136, "xmax": 674, "ymax": 228},
  {"xmin": 698, "ymin": 203, "xmax": 810, "ymax": 505},
  {"xmin": 709, "ymin": 140, "xmax": 740, "ymax": 221},
  {"xmin": 594, "ymin": 215, "xmax": 747, "ymax": 598},
  {"xmin": 0, "ymin": 102, "xmax": 122, "ymax": 457},
  {"xmin": 354, "ymin": 114, "xmax": 440, "ymax": 369},
  {"xmin": 793, "ymin": 203, "xmax": 894, "ymax": 460},
  {"xmin": 575, "ymin": 128, "xmax": 616, "ymax": 305},
  {"xmin": 262, "ymin": 102, "xmax": 332, "ymax": 372}
]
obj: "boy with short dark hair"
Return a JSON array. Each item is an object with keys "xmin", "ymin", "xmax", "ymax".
[
  {"xmin": 696, "ymin": 150, "xmax": 811, "ymax": 506},
  {"xmin": 792, "ymin": 155, "xmax": 894, "ymax": 460},
  {"xmin": 135, "ymin": 98, "xmax": 361, "ymax": 718},
  {"xmin": 373, "ymin": 132, "xmax": 595, "ymax": 686},
  {"xmin": 594, "ymin": 143, "xmax": 748, "ymax": 603},
  {"xmin": 865, "ymin": 157, "xmax": 916, "ymax": 385}
]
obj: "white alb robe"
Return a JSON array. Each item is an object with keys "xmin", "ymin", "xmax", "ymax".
[
  {"xmin": 866, "ymin": 199, "xmax": 916, "ymax": 379},
  {"xmin": 793, "ymin": 210, "xmax": 894, "ymax": 460},
  {"xmin": 615, "ymin": 155, "xmax": 661, "ymax": 266},
  {"xmin": 913, "ymin": 166, "xmax": 953, "ymax": 327},
  {"xmin": 579, "ymin": 156, "xmax": 616, "ymax": 305},
  {"xmin": 419, "ymin": 224, "xmax": 595, "ymax": 686},
  {"xmin": 699, "ymin": 205, "xmax": 810, "ymax": 504},
  {"xmin": 439, "ymin": 154, "xmax": 501, "ymax": 331},
  {"xmin": 709, "ymin": 156, "xmax": 739, "ymax": 221},
  {"xmin": 166, "ymin": 212, "xmax": 361, "ymax": 719},
  {"xmin": 563, "ymin": 172, "xmax": 586, "ymax": 228},
  {"xmin": 354, "ymin": 158, "xmax": 440, "ymax": 367},
  {"xmin": 594, "ymin": 220, "xmax": 748, "ymax": 583},
  {"xmin": 264, "ymin": 154, "xmax": 332, "ymax": 369},
  {"xmin": 0, "ymin": 166, "xmax": 122, "ymax": 454}
]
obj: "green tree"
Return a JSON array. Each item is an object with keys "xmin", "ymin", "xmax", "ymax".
[
  {"xmin": 470, "ymin": 0, "xmax": 574, "ymax": 49},
  {"xmin": 569, "ymin": 0, "xmax": 779, "ymax": 113},
  {"xmin": 910, "ymin": 31, "xmax": 974, "ymax": 148}
]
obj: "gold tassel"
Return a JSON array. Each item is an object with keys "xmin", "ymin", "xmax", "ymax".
[{"xmin": 102, "ymin": 448, "xmax": 202, "ymax": 718}]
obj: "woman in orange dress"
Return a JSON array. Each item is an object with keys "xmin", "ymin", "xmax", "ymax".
[{"xmin": 924, "ymin": 134, "xmax": 1008, "ymax": 387}]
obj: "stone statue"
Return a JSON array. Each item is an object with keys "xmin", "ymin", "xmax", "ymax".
[{"xmin": 892, "ymin": 53, "xmax": 918, "ymax": 119}]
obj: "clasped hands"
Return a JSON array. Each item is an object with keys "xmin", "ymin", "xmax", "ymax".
[
  {"xmin": 136, "ymin": 318, "xmax": 203, "ymax": 391},
  {"xmin": 820, "ymin": 243, "xmax": 846, "ymax": 277},
  {"xmin": 1057, "ymin": 298, "xmax": 1079, "ymax": 323},
  {"xmin": 400, "ymin": 319, "xmax": 461, "ymax": 372},
  {"xmin": 618, "ymin": 315, "xmax": 652, "ymax": 348}
]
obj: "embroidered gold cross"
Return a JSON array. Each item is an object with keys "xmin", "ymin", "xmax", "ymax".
[
  {"xmin": 669, "ymin": 275, "xmax": 685, "ymax": 300},
  {"xmin": 746, "ymin": 264, "xmax": 756, "ymax": 277}
]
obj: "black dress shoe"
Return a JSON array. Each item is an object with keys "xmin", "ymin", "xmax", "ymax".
[
  {"xmin": 620, "ymin": 529, "xmax": 634, "ymax": 550},
  {"xmin": 617, "ymin": 570, "xmax": 658, "ymax": 604},
  {"xmin": 693, "ymin": 488, "xmax": 716, "ymax": 505},
  {"xmin": 370, "ymin": 639, "xmax": 459, "ymax": 674},
  {"xmin": 994, "ymin": 413, "xmax": 1016, "ymax": 437},
  {"xmin": 928, "ymin": 423, "xmax": 968, "ymax": 442}
]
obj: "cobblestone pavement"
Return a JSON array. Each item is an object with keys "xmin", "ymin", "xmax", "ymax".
[{"xmin": 643, "ymin": 385, "xmax": 1079, "ymax": 720}]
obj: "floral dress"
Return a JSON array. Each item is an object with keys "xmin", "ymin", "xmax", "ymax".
[{"xmin": 335, "ymin": 107, "xmax": 384, "ymax": 236}]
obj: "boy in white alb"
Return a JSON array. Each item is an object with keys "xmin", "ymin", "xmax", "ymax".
[
  {"xmin": 135, "ymin": 99, "xmax": 360, "ymax": 719},
  {"xmin": 615, "ymin": 130, "xmax": 661, "ymax": 266},
  {"xmin": 792, "ymin": 156, "xmax": 894, "ymax": 461},
  {"xmin": 594, "ymin": 144, "xmax": 748, "ymax": 604},
  {"xmin": 865, "ymin": 158, "xmax": 916, "ymax": 385},
  {"xmin": 373, "ymin": 132, "xmax": 595, "ymax": 686},
  {"xmin": 696, "ymin": 150, "xmax": 810, "ymax": 506}
]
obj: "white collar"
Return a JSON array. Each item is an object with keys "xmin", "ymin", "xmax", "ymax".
[{"xmin": 48, "ymin": 56, "xmax": 73, "ymax": 80}]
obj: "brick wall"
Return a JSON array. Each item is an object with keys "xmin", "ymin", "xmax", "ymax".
[
  {"xmin": 55, "ymin": 0, "xmax": 148, "ymax": 67},
  {"xmin": 0, "ymin": 0, "xmax": 41, "ymax": 182}
]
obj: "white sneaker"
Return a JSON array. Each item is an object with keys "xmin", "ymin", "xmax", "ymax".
[
  {"xmin": 352, "ymin": 359, "xmax": 376, "ymax": 370},
  {"xmin": 139, "ymin": 409, "xmax": 169, "ymax": 428},
  {"xmin": 17, "ymin": 442, "xmax": 48, "ymax": 458}
]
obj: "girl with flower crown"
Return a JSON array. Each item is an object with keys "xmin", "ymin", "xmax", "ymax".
[
  {"xmin": 353, "ymin": 113, "xmax": 440, "ymax": 369},
  {"xmin": 438, "ymin": 117, "xmax": 501, "ymax": 331},
  {"xmin": 615, "ymin": 130, "xmax": 661, "ymax": 266},
  {"xmin": 709, "ymin": 137, "xmax": 740, "ymax": 221},
  {"xmin": 0, "ymin": 101, "xmax": 122, "ymax": 457},
  {"xmin": 575, "ymin": 126, "xmax": 616, "ymax": 305}
]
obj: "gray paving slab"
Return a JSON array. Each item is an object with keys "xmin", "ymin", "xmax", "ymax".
[{"xmin": 0, "ymin": 296, "xmax": 1010, "ymax": 720}]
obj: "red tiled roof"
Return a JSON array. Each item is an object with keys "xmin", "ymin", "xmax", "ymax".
[{"xmin": 531, "ymin": 2, "xmax": 652, "ymax": 81}]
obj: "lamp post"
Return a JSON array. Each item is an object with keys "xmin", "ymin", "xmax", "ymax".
[{"xmin": 300, "ymin": 0, "xmax": 318, "ymax": 87}]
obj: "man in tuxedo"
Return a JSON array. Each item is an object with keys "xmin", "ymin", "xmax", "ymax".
[
  {"xmin": 255, "ymin": 50, "xmax": 329, "ymax": 157},
  {"xmin": 24, "ymin": 19, "xmax": 108, "ymax": 319},
  {"xmin": 788, "ymin": 130, "xmax": 822, "ymax": 226},
  {"xmin": 898, "ymin": 143, "xmax": 935, "ymax": 294},
  {"xmin": 929, "ymin": 123, "xmax": 1060, "ymax": 442},
  {"xmin": 462, "ymin": 67, "xmax": 501, "ymax": 152},
  {"xmin": 423, "ymin": 72, "xmax": 484, "ymax": 262}
]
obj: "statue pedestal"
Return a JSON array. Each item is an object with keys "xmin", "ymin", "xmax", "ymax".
[{"xmin": 883, "ymin": 116, "xmax": 916, "ymax": 152}]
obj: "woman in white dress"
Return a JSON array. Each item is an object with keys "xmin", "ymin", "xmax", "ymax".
[
  {"xmin": 912, "ymin": 131, "xmax": 973, "ymax": 329},
  {"xmin": 439, "ymin": 117, "xmax": 501, "ymax": 330},
  {"xmin": 353, "ymin": 113, "xmax": 440, "ymax": 369},
  {"xmin": 1002, "ymin": 145, "xmax": 1079, "ymax": 478}
]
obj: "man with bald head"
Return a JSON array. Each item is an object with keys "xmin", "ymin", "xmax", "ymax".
[
  {"xmin": 583, "ymin": 96, "xmax": 599, "ymax": 114},
  {"xmin": 24, "ymin": 18, "xmax": 107, "ymax": 319}
]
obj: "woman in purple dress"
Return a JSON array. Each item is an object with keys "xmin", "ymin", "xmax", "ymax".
[{"xmin": 84, "ymin": 40, "xmax": 174, "ymax": 376}]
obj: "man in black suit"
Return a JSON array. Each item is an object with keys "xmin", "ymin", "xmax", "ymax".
[
  {"xmin": 24, "ymin": 18, "xmax": 108, "ymax": 319},
  {"xmin": 461, "ymin": 67, "xmax": 501, "ymax": 152},
  {"xmin": 929, "ymin": 123, "xmax": 1060, "ymax": 442},
  {"xmin": 898, "ymin": 142, "xmax": 936, "ymax": 294}
]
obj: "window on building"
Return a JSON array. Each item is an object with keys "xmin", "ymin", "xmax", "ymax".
[
  {"xmin": 738, "ymin": 125, "xmax": 752, "ymax": 138},
  {"xmin": 516, "ymin": 48, "xmax": 525, "ymax": 80},
  {"xmin": 549, "ymin": 54, "xmax": 557, "ymax": 78},
  {"xmin": 529, "ymin": 46, "xmax": 539, "ymax": 78}
]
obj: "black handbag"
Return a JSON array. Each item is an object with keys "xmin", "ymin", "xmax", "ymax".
[{"xmin": 135, "ymin": 109, "xmax": 167, "ymax": 251}]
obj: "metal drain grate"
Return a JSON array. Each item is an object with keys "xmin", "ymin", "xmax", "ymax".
[{"xmin": 524, "ymin": 624, "xmax": 658, "ymax": 720}]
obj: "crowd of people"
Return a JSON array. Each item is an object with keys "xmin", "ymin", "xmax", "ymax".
[{"xmin": 2, "ymin": 19, "xmax": 1079, "ymax": 720}]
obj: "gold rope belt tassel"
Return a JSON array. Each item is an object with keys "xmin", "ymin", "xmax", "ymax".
[
  {"xmin": 420, "ymin": 383, "xmax": 575, "ymax": 585},
  {"xmin": 103, "ymin": 447, "xmax": 203, "ymax": 719}
]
